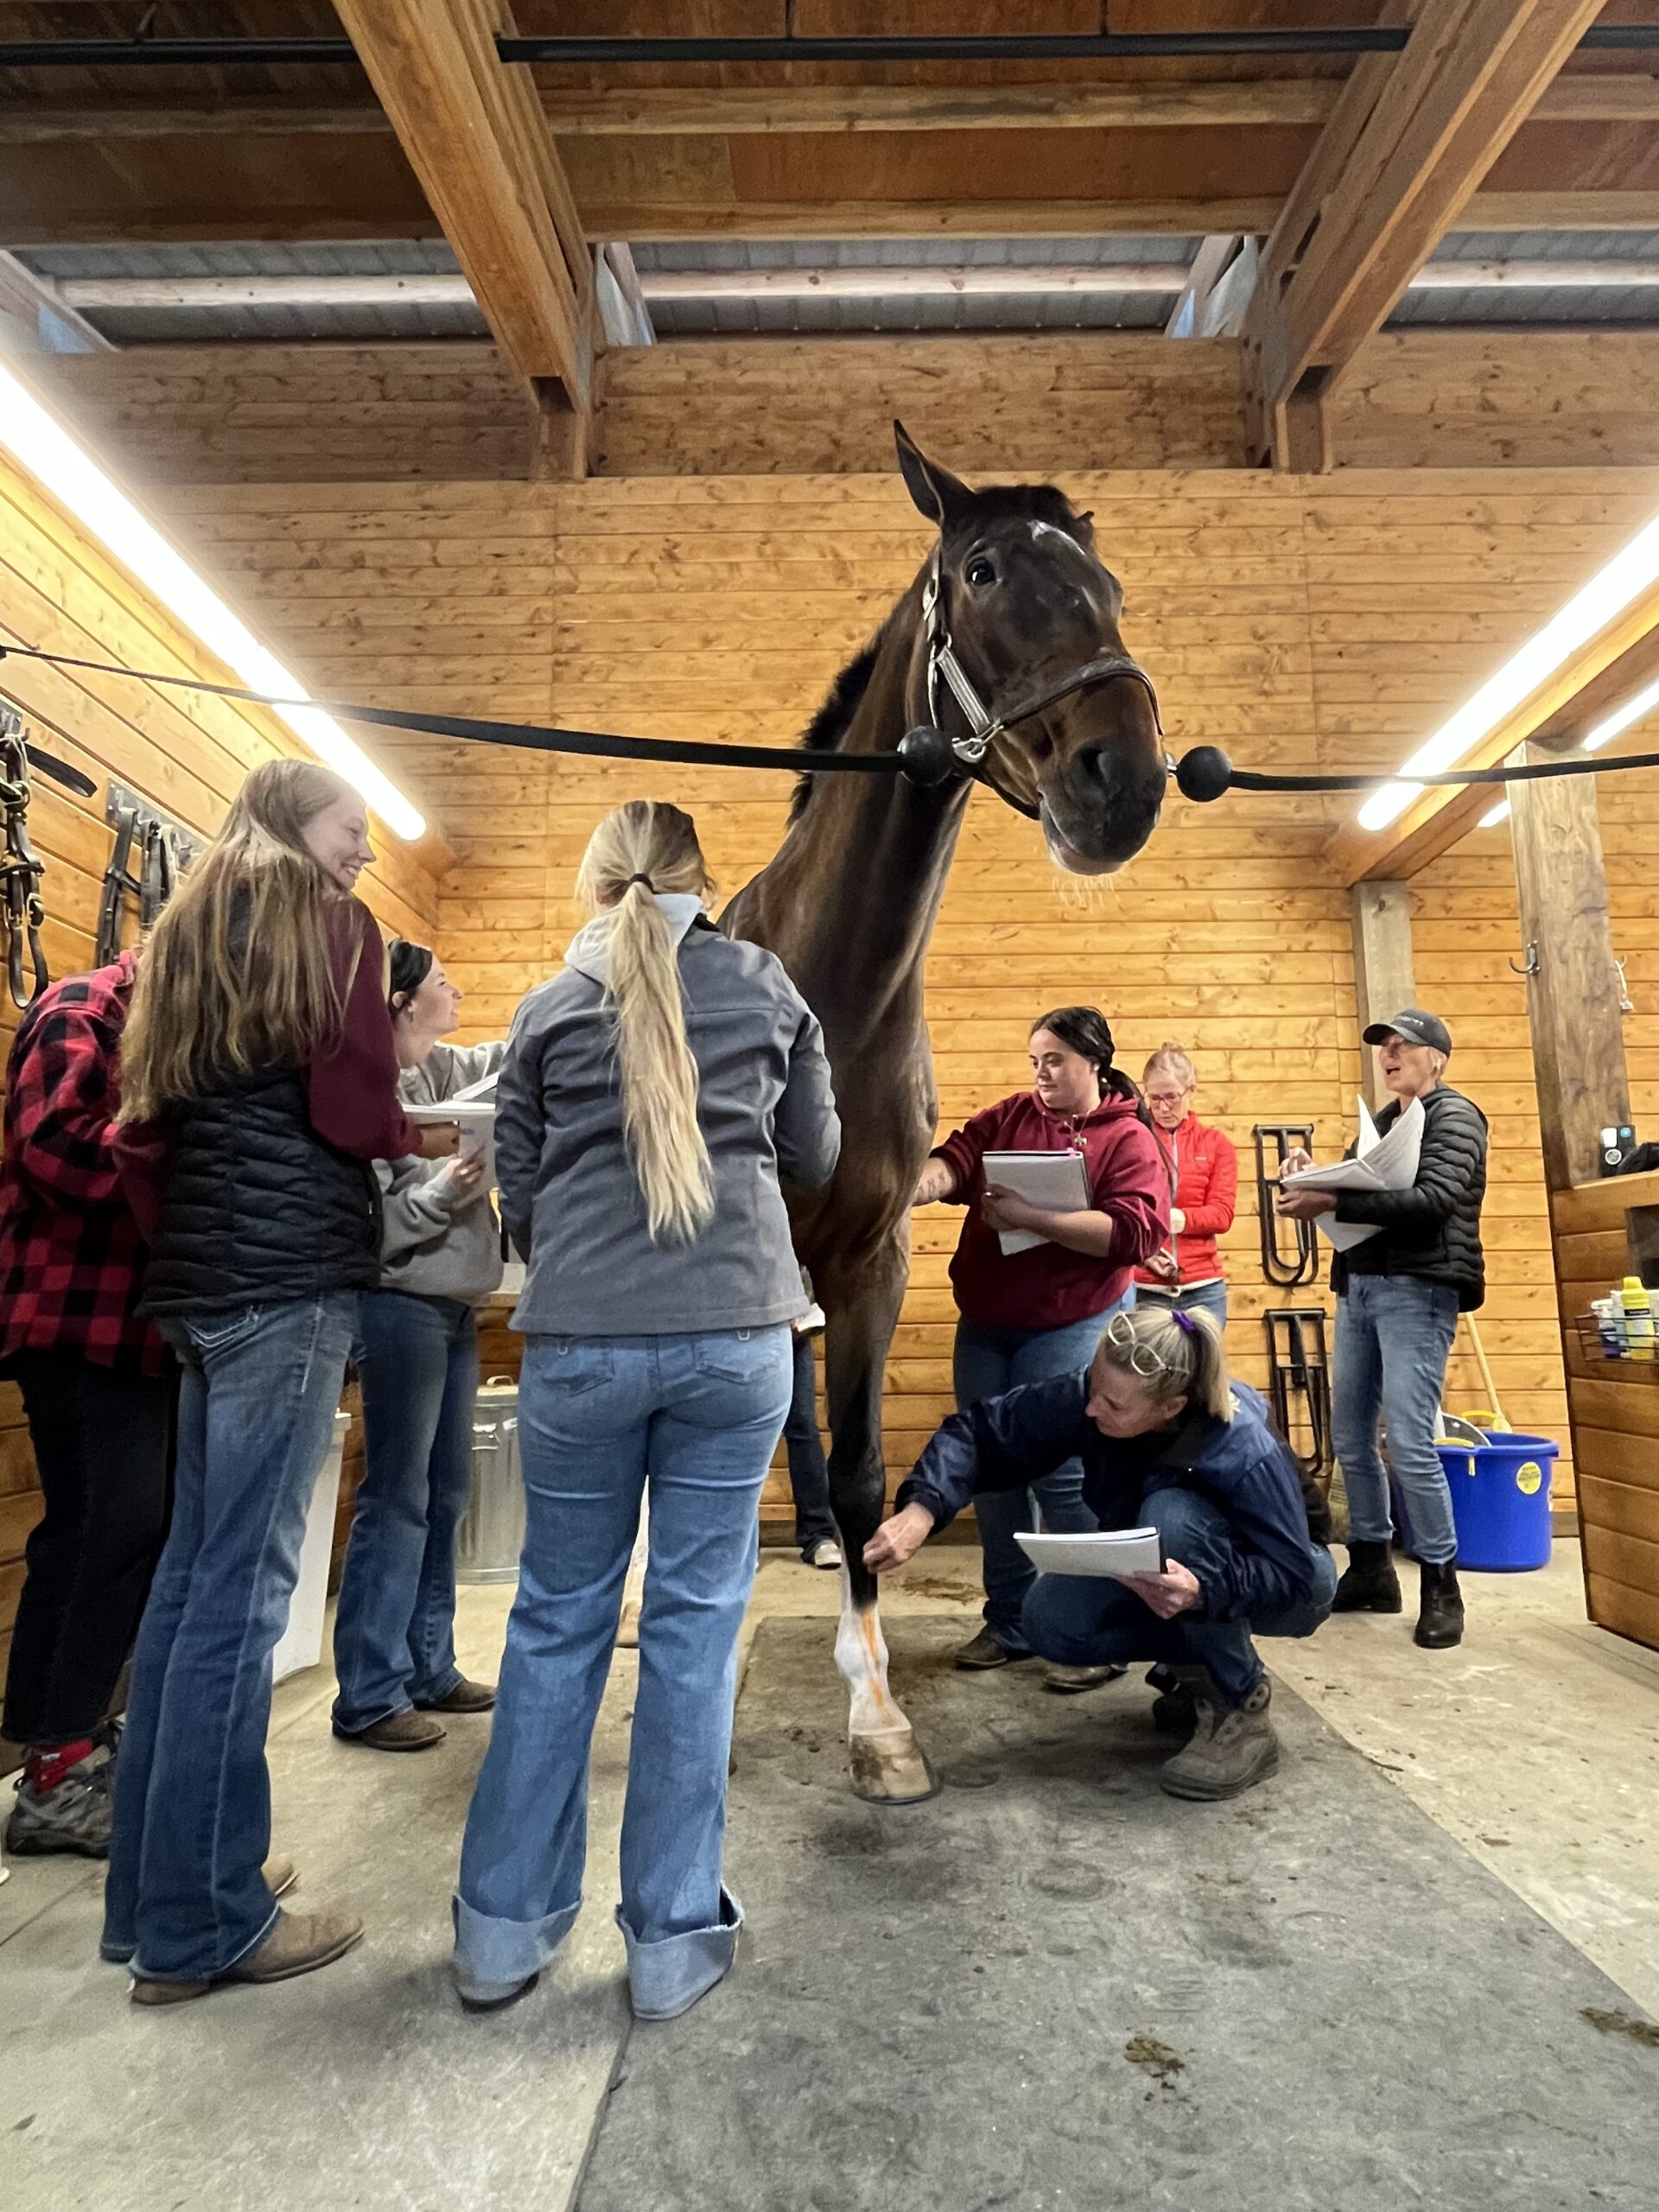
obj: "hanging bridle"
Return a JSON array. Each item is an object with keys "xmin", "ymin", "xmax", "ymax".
[
  {"xmin": 0, "ymin": 709, "xmax": 48, "ymax": 1011},
  {"xmin": 899, "ymin": 543, "xmax": 1167, "ymax": 809}
]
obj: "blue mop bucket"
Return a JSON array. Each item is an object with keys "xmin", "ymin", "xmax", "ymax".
[{"xmin": 1435, "ymin": 1432, "xmax": 1559, "ymax": 1571}]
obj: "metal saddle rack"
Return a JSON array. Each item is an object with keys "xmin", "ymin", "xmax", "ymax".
[
  {"xmin": 1253, "ymin": 1122, "xmax": 1319, "ymax": 1288},
  {"xmin": 1263, "ymin": 1306, "xmax": 1334, "ymax": 1490}
]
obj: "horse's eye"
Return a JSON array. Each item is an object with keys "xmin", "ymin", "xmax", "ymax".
[{"xmin": 964, "ymin": 556, "xmax": 997, "ymax": 588}]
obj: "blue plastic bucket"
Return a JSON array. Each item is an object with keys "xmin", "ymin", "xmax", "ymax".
[{"xmin": 1435, "ymin": 1432, "xmax": 1559, "ymax": 1571}]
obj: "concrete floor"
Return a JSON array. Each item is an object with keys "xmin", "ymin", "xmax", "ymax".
[{"xmin": 2, "ymin": 1541, "xmax": 1656, "ymax": 2209}]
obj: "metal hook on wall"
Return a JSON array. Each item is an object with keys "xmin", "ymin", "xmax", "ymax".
[
  {"xmin": 1509, "ymin": 942, "xmax": 1541, "ymax": 977},
  {"xmin": 1615, "ymin": 954, "xmax": 1636, "ymax": 1016}
]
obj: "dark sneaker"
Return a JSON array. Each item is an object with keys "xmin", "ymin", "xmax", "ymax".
[
  {"xmin": 334, "ymin": 1710, "xmax": 445, "ymax": 1752},
  {"xmin": 954, "ymin": 1628, "xmax": 1030, "ymax": 1671},
  {"xmin": 1044, "ymin": 1663, "xmax": 1122, "ymax": 1694},
  {"xmin": 5, "ymin": 1740, "xmax": 116, "ymax": 1858},
  {"xmin": 1159, "ymin": 1675, "xmax": 1281, "ymax": 1801},
  {"xmin": 416, "ymin": 1679, "xmax": 496, "ymax": 1714},
  {"xmin": 1150, "ymin": 1679, "xmax": 1200, "ymax": 1738},
  {"xmin": 1414, "ymin": 1560, "xmax": 1465, "ymax": 1649},
  {"xmin": 1332, "ymin": 1539, "xmax": 1403, "ymax": 1614}
]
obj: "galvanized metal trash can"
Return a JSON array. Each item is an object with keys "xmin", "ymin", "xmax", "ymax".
[{"xmin": 457, "ymin": 1377, "xmax": 524, "ymax": 1585}]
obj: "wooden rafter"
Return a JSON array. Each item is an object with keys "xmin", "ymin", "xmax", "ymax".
[
  {"xmin": 1325, "ymin": 574, "xmax": 1659, "ymax": 887},
  {"xmin": 1243, "ymin": 0, "xmax": 1605, "ymax": 471},
  {"xmin": 332, "ymin": 0, "xmax": 591, "ymax": 423}
]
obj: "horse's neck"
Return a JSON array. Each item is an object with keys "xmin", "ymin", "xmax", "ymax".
[{"xmin": 766, "ymin": 622, "xmax": 969, "ymax": 1002}]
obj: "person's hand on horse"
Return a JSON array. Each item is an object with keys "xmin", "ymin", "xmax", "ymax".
[
  {"xmin": 863, "ymin": 1503, "xmax": 934, "ymax": 1575},
  {"xmin": 1118, "ymin": 1557, "xmax": 1202, "ymax": 1618},
  {"xmin": 981, "ymin": 1181, "xmax": 1039, "ymax": 1233},
  {"xmin": 1274, "ymin": 1185, "xmax": 1335, "ymax": 1222}
]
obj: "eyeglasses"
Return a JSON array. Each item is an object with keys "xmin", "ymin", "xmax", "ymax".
[
  {"xmin": 1146, "ymin": 1090, "xmax": 1191, "ymax": 1107},
  {"xmin": 1103, "ymin": 1311, "xmax": 1176, "ymax": 1377}
]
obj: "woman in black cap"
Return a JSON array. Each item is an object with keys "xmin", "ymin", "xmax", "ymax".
[{"xmin": 1274, "ymin": 1009, "xmax": 1488, "ymax": 1649}]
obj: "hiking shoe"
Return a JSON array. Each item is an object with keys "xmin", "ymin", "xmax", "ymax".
[
  {"xmin": 1414, "ymin": 1560, "xmax": 1465, "ymax": 1649},
  {"xmin": 334, "ymin": 1710, "xmax": 445, "ymax": 1752},
  {"xmin": 130, "ymin": 1910, "xmax": 364, "ymax": 2006},
  {"xmin": 805, "ymin": 1538, "xmax": 843, "ymax": 1571},
  {"xmin": 1044, "ymin": 1662, "xmax": 1122, "ymax": 1694},
  {"xmin": 1332, "ymin": 1538, "xmax": 1402, "ymax": 1614},
  {"xmin": 416, "ymin": 1679, "xmax": 496, "ymax": 1714},
  {"xmin": 5, "ymin": 1740, "xmax": 116, "ymax": 1859},
  {"xmin": 1159, "ymin": 1675, "xmax": 1281, "ymax": 1801},
  {"xmin": 954, "ymin": 1628, "xmax": 1030, "ymax": 1670}
]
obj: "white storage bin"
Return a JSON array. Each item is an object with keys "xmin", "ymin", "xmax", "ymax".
[{"xmin": 273, "ymin": 1410, "xmax": 351, "ymax": 1685}]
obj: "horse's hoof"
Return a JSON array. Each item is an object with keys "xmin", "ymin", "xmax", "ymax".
[{"xmin": 849, "ymin": 1726, "xmax": 939, "ymax": 1806}]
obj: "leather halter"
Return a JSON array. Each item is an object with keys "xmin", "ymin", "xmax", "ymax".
[{"xmin": 918, "ymin": 545, "xmax": 1166, "ymax": 817}]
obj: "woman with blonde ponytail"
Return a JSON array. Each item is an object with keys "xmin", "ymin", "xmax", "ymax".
[
  {"xmin": 867, "ymin": 1303, "xmax": 1337, "ymax": 1802},
  {"xmin": 455, "ymin": 799, "xmax": 839, "ymax": 2024},
  {"xmin": 102, "ymin": 759, "xmax": 446, "ymax": 2006}
]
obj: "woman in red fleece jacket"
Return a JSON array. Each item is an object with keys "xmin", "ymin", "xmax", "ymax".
[
  {"xmin": 1135, "ymin": 1044, "xmax": 1238, "ymax": 1330},
  {"xmin": 912, "ymin": 1005, "xmax": 1167, "ymax": 1682}
]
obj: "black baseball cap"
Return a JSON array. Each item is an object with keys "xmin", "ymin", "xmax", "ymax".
[{"xmin": 1362, "ymin": 1007, "xmax": 1452, "ymax": 1055}]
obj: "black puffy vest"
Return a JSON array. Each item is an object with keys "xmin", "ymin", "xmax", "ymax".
[{"xmin": 139, "ymin": 1066, "xmax": 380, "ymax": 1318}]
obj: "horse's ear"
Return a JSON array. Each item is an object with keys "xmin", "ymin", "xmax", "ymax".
[{"xmin": 893, "ymin": 420, "xmax": 972, "ymax": 527}]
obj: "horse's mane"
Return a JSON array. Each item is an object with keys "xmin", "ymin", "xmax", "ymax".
[{"xmin": 787, "ymin": 613, "xmax": 896, "ymax": 823}]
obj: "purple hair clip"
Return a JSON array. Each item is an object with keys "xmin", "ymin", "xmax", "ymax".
[{"xmin": 1170, "ymin": 1309, "xmax": 1198, "ymax": 1334}]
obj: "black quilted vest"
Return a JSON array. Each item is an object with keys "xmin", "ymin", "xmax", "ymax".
[{"xmin": 138, "ymin": 1065, "xmax": 380, "ymax": 1318}]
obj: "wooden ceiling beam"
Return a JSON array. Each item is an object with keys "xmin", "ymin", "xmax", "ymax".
[
  {"xmin": 5, "ymin": 69, "xmax": 1656, "ymax": 143},
  {"xmin": 1243, "ymin": 0, "xmax": 1605, "ymax": 471},
  {"xmin": 1326, "ymin": 571, "xmax": 1659, "ymax": 887},
  {"xmin": 331, "ymin": 0, "xmax": 590, "ymax": 417}
]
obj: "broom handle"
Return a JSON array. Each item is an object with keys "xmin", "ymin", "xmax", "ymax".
[{"xmin": 1460, "ymin": 1311, "xmax": 1509, "ymax": 1434}]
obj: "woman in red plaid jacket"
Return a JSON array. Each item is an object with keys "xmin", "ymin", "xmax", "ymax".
[{"xmin": 0, "ymin": 950, "xmax": 175, "ymax": 1861}]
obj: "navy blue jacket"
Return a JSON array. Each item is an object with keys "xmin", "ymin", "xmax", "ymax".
[{"xmin": 895, "ymin": 1379, "xmax": 1326, "ymax": 1624}]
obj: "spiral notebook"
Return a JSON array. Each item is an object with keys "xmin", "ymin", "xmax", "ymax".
[
  {"xmin": 1015, "ymin": 1527, "xmax": 1165, "ymax": 1579},
  {"xmin": 982, "ymin": 1148, "xmax": 1091, "ymax": 1255}
]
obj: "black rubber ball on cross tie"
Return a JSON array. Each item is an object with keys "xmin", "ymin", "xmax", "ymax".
[
  {"xmin": 897, "ymin": 725, "xmax": 959, "ymax": 787},
  {"xmin": 1173, "ymin": 746, "xmax": 1233, "ymax": 803}
]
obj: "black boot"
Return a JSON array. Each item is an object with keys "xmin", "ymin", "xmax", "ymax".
[
  {"xmin": 1414, "ymin": 1560, "xmax": 1465, "ymax": 1649},
  {"xmin": 1332, "ymin": 1538, "xmax": 1402, "ymax": 1614}
]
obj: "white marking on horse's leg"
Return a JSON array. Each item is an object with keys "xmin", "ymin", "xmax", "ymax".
[{"xmin": 833, "ymin": 1571, "xmax": 906, "ymax": 1738}]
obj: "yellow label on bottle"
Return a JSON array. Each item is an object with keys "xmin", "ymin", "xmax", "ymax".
[{"xmin": 1516, "ymin": 1461, "xmax": 1544, "ymax": 1497}]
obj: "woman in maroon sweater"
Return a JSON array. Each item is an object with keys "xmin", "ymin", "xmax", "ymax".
[{"xmin": 912, "ymin": 1006, "xmax": 1167, "ymax": 1683}]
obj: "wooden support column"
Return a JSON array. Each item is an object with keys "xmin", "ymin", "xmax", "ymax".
[
  {"xmin": 1349, "ymin": 880, "xmax": 1417, "ymax": 1115},
  {"xmin": 1509, "ymin": 741, "xmax": 1631, "ymax": 1191}
]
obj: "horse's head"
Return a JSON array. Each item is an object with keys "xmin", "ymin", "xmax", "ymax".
[{"xmin": 894, "ymin": 423, "xmax": 1166, "ymax": 874}]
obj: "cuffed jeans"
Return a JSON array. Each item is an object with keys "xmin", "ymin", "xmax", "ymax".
[
  {"xmin": 3, "ymin": 1351, "xmax": 175, "ymax": 1747},
  {"xmin": 1023, "ymin": 1487, "xmax": 1338, "ymax": 1707},
  {"xmin": 954, "ymin": 1294, "xmax": 1133, "ymax": 1650},
  {"xmin": 782, "ymin": 1332, "xmax": 837, "ymax": 1555},
  {"xmin": 454, "ymin": 1326, "xmax": 792, "ymax": 2019},
  {"xmin": 333, "ymin": 1292, "xmax": 478, "ymax": 1733},
  {"xmin": 1332, "ymin": 1274, "xmax": 1460, "ymax": 1567},
  {"xmin": 102, "ymin": 1294, "xmax": 356, "ymax": 1981}
]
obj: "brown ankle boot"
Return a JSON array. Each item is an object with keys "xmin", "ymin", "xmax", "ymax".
[
  {"xmin": 334, "ymin": 1709, "xmax": 445, "ymax": 1752},
  {"xmin": 130, "ymin": 1910, "xmax": 362, "ymax": 2005}
]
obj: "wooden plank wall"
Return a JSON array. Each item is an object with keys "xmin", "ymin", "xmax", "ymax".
[
  {"xmin": 162, "ymin": 466, "xmax": 1659, "ymax": 1535},
  {"xmin": 31, "ymin": 329, "xmax": 1659, "ymax": 487},
  {"xmin": 0, "ymin": 447, "xmax": 444, "ymax": 1686}
]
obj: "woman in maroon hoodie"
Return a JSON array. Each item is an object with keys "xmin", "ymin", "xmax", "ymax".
[
  {"xmin": 1135, "ymin": 1044, "xmax": 1238, "ymax": 1329},
  {"xmin": 912, "ymin": 1006, "xmax": 1167, "ymax": 1684}
]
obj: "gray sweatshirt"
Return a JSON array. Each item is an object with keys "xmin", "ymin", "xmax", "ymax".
[
  {"xmin": 496, "ymin": 911, "xmax": 840, "ymax": 1337},
  {"xmin": 375, "ymin": 1039, "xmax": 507, "ymax": 1306}
]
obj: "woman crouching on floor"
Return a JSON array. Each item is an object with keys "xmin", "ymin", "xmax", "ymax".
[{"xmin": 863, "ymin": 1306, "xmax": 1337, "ymax": 1799}]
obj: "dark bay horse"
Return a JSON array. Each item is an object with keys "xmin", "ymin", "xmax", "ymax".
[{"xmin": 721, "ymin": 426, "xmax": 1166, "ymax": 1802}]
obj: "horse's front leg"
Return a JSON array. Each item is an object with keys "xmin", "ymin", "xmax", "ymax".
[{"xmin": 822, "ymin": 1254, "xmax": 938, "ymax": 1806}]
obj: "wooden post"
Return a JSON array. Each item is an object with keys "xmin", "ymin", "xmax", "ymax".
[
  {"xmin": 1349, "ymin": 880, "xmax": 1416, "ymax": 1114},
  {"xmin": 1509, "ymin": 741, "xmax": 1631, "ymax": 1191}
]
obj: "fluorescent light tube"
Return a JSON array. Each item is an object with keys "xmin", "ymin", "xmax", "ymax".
[
  {"xmin": 1478, "ymin": 800, "xmax": 1510, "ymax": 829},
  {"xmin": 1356, "ymin": 505, "xmax": 1659, "ymax": 834},
  {"xmin": 1583, "ymin": 672, "xmax": 1659, "ymax": 753},
  {"xmin": 0, "ymin": 359, "xmax": 425, "ymax": 842}
]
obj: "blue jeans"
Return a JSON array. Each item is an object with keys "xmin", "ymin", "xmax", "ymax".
[
  {"xmin": 102, "ymin": 1294, "xmax": 356, "ymax": 1980},
  {"xmin": 1136, "ymin": 1278, "xmax": 1229, "ymax": 1329},
  {"xmin": 454, "ymin": 1326, "xmax": 792, "ymax": 2018},
  {"xmin": 1023, "ymin": 1487, "xmax": 1338, "ymax": 1706},
  {"xmin": 954, "ymin": 1294, "xmax": 1134, "ymax": 1649},
  {"xmin": 782, "ymin": 1332, "xmax": 837, "ymax": 1554},
  {"xmin": 333, "ymin": 1292, "xmax": 479, "ymax": 1732},
  {"xmin": 1332, "ymin": 1274, "xmax": 1460, "ymax": 1567}
]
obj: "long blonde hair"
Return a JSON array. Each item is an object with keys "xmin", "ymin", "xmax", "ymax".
[
  {"xmin": 576, "ymin": 800, "xmax": 717, "ymax": 1244},
  {"xmin": 119, "ymin": 760, "xmax": 358, "ymax": 1119},
  {"xmin": 1095, "ymin": 1305, "xmax": 1233, "ymax": 1422}
]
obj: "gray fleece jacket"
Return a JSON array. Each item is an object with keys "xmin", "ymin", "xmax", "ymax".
[
  {"xmin": 375, "ymin": 1039, "xmax": 507, "ymax": 1306},
  {"xmin": 496, "ymin": 908, "xmax": 840, "ymax": 1337}
]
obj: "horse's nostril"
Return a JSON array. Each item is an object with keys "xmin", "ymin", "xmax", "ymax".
[
  {"xmin": 1028, "ymin": 731, "xmax": 1054, "ymax": 765},
  {"xmin": 1073, "ymin": 741, "xmax": 1111, "ymax": 794}
]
